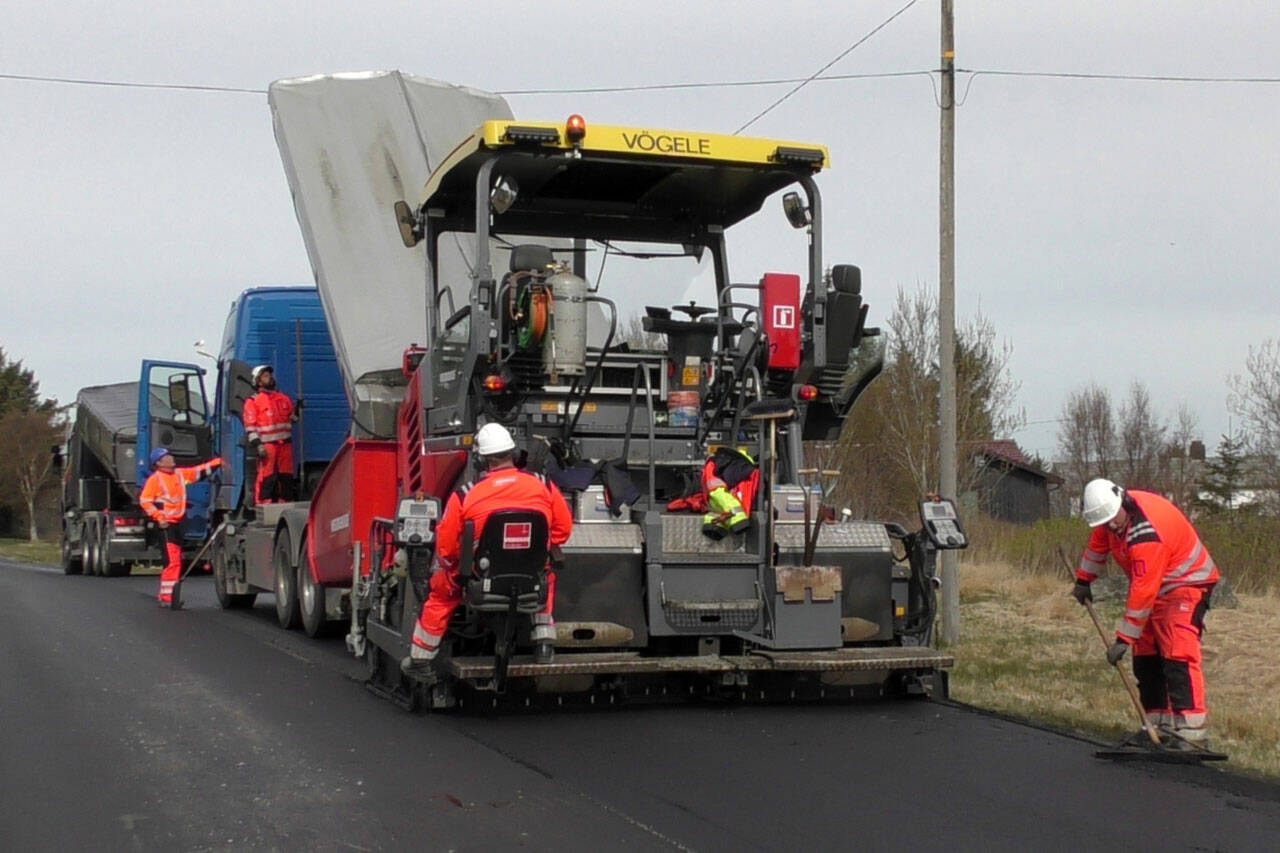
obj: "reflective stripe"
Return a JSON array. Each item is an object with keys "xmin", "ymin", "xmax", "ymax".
[
  {"xmin": 1117, "ymin": 620, "xmax": 1143, "ymax": 640},
  {"xmin": 531, "ymin": 624, "xmax": 556, "ymax": 642},
  {"xmin": 411, "ymin": 622, "xmax": 441, "ymax": 650},
  {"xmin": 533, "ymin": 613, "xmax": 553, "ymax": 625},
  {"xmin": 409, "ymin": 644, "xmax": 438, "ymax": 661},
  {"xmin": 257, "ymin": 428, "xmax": 293, "ymax": 443},
  {"xmin": 1158, "ymin": 542, "xmax": 1217, "ymax": 594},
  {"xmin": 1125, "ymin": 607, "xmax": 1151, "ymax": 620},
  {"xmin": 1178, "ymin": 711, "xmax": 1208, "ymax": 728}
]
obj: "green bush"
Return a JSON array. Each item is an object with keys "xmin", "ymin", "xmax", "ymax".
[
  {"xmin": 961, "ymin": 513, "xmax": 1088, "ymax": 578},
  {"xmin": 1195, "ymin": 514, "xmax": 1280, "ymax": 595},
  {"xmin": 960, "ymin": 510, "xmax": 1280, "ymax": 595}
]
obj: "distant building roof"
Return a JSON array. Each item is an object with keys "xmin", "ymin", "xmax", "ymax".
[{"xmin": 972, "ymin": 439, "xmax": 1064, "ymax": 484}]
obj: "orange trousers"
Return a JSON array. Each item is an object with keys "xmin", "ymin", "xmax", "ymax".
[
  {"xmin": 157, "ymin": 525, "xmax": 183, "ymax": 604},
  {"xmin": 412, "ymin": 566, "xmax": 556, "ymax": 655},
  {"xmin": 255, "ymin": 440, "xmax": 295, "ymax": 503},
  {"xmin": 1132, "ymin": 584, "xmax": 1212, "ymax": 726}
]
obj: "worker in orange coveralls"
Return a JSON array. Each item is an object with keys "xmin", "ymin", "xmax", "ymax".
[
  {"xmin": 140, "ymin": 447, "xmax": 222, "ymax": 607},
  {"xmin": 1072, "ymin": 478, "xmax": 1220, "ymax": 744},
  {"xmin": 403, "ymin": 423, "xmax": 572, "ymax": 676},
  {"xmin": 242, "ymin": 364, "xmax": 299, "ymax": 503}
]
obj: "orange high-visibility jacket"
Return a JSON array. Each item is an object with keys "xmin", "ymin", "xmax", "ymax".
[
  {"xmin": 140, "ymin": 459, "xmax": 222, "ymax": 524},
  {"xmin": 243, "ymin": 390, "xmax": 294, "ymax": 444},
  {"xmin": 435, "ymin": 468, "xmax": 573, "ymax": 572},
  {"xmin": 1076, "ymin": 489, "xmax": 1219, "ymax": 644}
]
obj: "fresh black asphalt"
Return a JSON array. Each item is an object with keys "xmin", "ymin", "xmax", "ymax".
[{"xmin": 4, "ymin": 556, "xmax": 1279, "ymax": 851}]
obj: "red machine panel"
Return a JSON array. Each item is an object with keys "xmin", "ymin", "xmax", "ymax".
[
  {"xmin": 307, "ymin": 438, "xmax": 399, "ymax": 584},
  {"xmin": 760, "ymin": 272, "xmax": 801, "ymax": 371}
]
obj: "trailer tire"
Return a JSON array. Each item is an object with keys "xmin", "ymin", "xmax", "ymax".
[
  {"xmin": 61, "ymin": 534, "xmax": 83, "ymax": 575},
  {"xmin": 273, "ymin": 532, "xmax": 301, "ymax": 630},
  {"xmin": 83, "ymin": 518, "xmax": 100, "ymax": 576},
  {"xmin": 94, "ymin": 519, "xmax": 111, "ymax": 577},
  {"xmin": 212, "ymin": 540, "xmax": 256, "ymax": 610},
  {"xmin": 298, "ymin": 547, "xmax": 329, "ymax": 638}
]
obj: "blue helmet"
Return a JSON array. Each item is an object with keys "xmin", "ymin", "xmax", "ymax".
[{"xmin": 149, "ymin": 447, "xmax": 171, "ymax": 467}]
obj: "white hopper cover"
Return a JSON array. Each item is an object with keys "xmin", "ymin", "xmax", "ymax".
[{"xmin": 268, "ymin": 71, "xmax": 513, "ymax": 400}]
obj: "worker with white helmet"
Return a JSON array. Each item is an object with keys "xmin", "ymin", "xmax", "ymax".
[
  {"xmin": 1073, "ymin": 477, "xmax": 1220, "ymax": 743},
  {"xmin": 241, "ymin": 364, "xmax": 300, "ymax": 504},
  {"xmin": 404, "ymin": 422, "xmax": 572, "ymax": 674}
]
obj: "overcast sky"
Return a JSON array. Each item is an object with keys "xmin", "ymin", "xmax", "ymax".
[{"xmin": 4, "ymin": 1, "xmax": 1278, "ymax": 459}]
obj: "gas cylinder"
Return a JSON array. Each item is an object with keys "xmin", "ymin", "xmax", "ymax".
[{"xmin": 543, "ymin": 266, "xmax": 587, "ymax": 379}]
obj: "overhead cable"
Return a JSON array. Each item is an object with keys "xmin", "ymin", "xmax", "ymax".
[
  {"xmin": 0, "ymin": 71, "xmax": 263, "ymax": 95},
  {"xmin": 733, "ymin": 0, "xmax": 923, "ymax": 134}
]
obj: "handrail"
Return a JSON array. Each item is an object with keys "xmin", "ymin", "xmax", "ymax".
[
  {"xmin": 621, "ymin": 363, "xmax": 658, "ymax": 506},
  {"xmin": 562, "ymin": 294, "xmax": 618, "ymax": 442}
]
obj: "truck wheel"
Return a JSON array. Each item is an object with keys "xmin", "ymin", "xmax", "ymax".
[
  {"xmin": 94, "ymin": 520, "xmax": 111, "ymax": 577},
  {"xmin": 83, "ymin": 519, "xmax": 100, "ymax": 576},
  {"xmin": 213, "ymin": 541, "xmax": 256, "ymax": 610},
  {"xmin": 273, "ymin": 532, "xmax": 301, "ymax": 630},
  {"xmin": 298, "ymin": 548, "xmax": 329, "ymax": 638},
  {"xmin": 61, "ymin": 535, "xmax": 83, "ymax": 576}
]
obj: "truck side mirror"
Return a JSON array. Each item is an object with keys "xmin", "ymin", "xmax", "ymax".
[
  {"xmin": 168, "ymin": 375, "xmax": 191, "ymax": 420},
  {"xmin": 226, "ymin": 359, "xmax": 255, "ymax": 418}
]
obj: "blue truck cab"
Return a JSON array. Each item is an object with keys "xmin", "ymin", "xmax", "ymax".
[{"xmin": 212, "ymin": 286, "xmax": 349, "ymax": 511}]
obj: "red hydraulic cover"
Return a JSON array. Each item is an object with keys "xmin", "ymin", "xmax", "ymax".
[
  {"xmin": 760, "ymin": 272, "xmax": 801, "ymax": 371},
  {"xmin": 307, "ymin": 438, "xmax": 399, "ymax": 584}
]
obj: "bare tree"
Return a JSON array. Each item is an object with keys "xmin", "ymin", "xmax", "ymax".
[
  {"xmin": 1227, "ymin": 339, "xmax": 1280, "ymax": 509},
  {"xmin": 1161, "ymin": 403, "xmax": 1202, "ymax": 508},
  {"xmin": 619, "ymin": 313, "xmax": 664, "ymax": 350},
  {"xmin": 0, "ymin": 410, "xmax": 64, "ymax": 541},
  {"xmin": 832, "ymin": 286, "xmax": 1023, "ymax": 519},
  {"xmin": 1057, "ymin": 383, "xmax": 1116, "ymax": 499},
  {"xmin": 1118, "ymin": 381, "xmax": 1167, "ymax": 489}
]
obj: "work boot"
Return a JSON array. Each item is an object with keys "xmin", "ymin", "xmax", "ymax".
[
  {"xmin": 400, "ymin": 644, "xmax": 438, "ymax": 681},
  {"xmin": 701, "ymin": 512, "xmax": 729, "ymax": 540},
  {"xmin": 169, "ymin": 583, "xmax": 183, "ymax": 611},
  {"xmin": 535, "ymin": 640, "xmax": 555, "ymax": 664}
]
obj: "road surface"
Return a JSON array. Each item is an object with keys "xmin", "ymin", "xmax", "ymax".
[{"xmin": 3, "ymin": 556, "xmax": 1279, "ymax": 851}]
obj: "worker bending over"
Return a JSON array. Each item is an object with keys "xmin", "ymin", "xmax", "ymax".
[
  {"xmin": 140, "ymin": 447, "xmax": 221, "ymax": 607},
  {"xmin": 404, "ymin": 423, "xmax": 572, "ymax": 674},
  {"xmin": 242, "ymin": 364, "xmax": 300, "ymax": 503},
  {"xmin": 1072, "ymin": 478, "xmax": 1220, "ymax": 743}
]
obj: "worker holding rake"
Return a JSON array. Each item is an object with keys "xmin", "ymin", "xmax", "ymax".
[{"xmin": 1071, "ymin": 478, "xmax": 1219, "ymax": 745}]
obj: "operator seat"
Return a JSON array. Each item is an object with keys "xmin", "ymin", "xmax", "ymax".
[
  {"xmin": 824, "ymin": 264, "xmax": 867, "ymax": 365},
  {"xmin": 460, "ymin": 510, "xmax": 548, "ymax": 613},
  {"xmin": 508, "ymin": 244, "xmax": 554, "ymax": 276}
]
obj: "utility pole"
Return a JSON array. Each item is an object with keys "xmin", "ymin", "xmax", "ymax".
[{"xmin": 938, "ymin": 0, "xmax": 959, "ymax": 644}]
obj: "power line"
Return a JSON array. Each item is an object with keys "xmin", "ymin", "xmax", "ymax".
[
  {"xmin": 0, "ymin": 71, "xmax": 264, "ymax": 95},
  {"xmin": 734, "ymin": 0, "xmax": 923, "ymax": 134},
  {"xmin": 497, "ymin": 70, "xmax": 932, "ymax": 95},
  {"xmin": 959, "ymin": 68, "xmax": 1280, "ymax": 84},
  {"xmin": 3, "ymin": 63, "xmax": 1278, "ymax": 104}
]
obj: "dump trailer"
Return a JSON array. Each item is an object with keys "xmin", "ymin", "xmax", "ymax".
[
  {"xmin": 60, "ymin": 364, "xmax": 215, "ymax": 576},
  {"xmin": 207, "ymin": 72, "xmax": 514, "ymax": 635},
  {"xmin": 266, "ymin": 72, "xmax": 963, "ymax": 710},
  {"xmin": 201, "ymin": 287, "xmax": 350, "ymax": 619}
]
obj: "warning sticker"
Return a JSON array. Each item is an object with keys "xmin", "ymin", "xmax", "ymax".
[
  {"xmin": 681, "ymin": 366, "xmax": 700, "ymax": 386},
  {"xmin": 503, "ymin": 522, "xmax": 533, "ymax": 550}
]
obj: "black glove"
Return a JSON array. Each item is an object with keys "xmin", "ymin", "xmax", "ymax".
[
  {"xmin": 1106, "ymin": 640, "xmax": 1129, "ymax": 666},
  {"xmin": 1071, "ymin": 581, "xmax": 1093, "ymax": 605},
  {"xmin": 294, "ymin": 398, "xmax": 304, "ymax": 411}
]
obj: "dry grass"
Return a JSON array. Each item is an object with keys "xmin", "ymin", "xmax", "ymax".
[
  {"xmin": 947, "ymin": 558, "xmax": 1280, "ymax": 780},
  {"xmin": 0, "ymin": 537, "xmax": 60, "ymax": 565}
]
